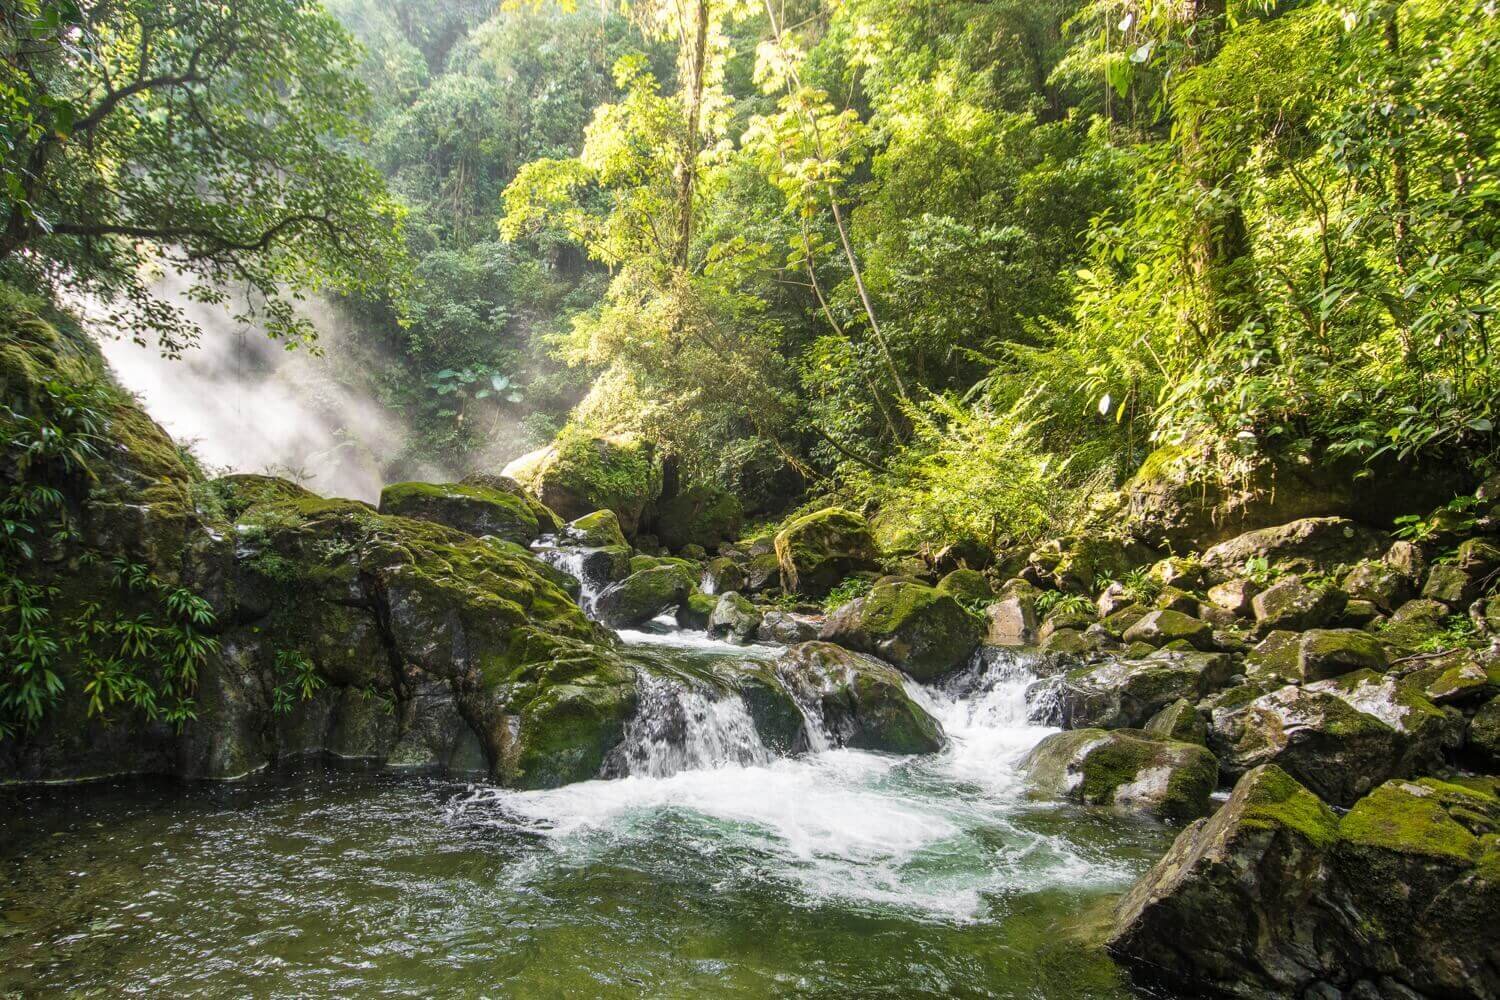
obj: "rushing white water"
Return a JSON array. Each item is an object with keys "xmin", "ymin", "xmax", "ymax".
[
  {"xmin": 450, "ymin": 632, "xmax": 1136, "ymax": 923},
  {"xmin": 606, "ymin": 671, "xmax": 772, "ymax": 778}
]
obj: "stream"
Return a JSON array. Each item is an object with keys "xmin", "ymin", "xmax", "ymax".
[{"xmin": 0, "ymin": 619, "xmax": 1179, "ymax": 997}]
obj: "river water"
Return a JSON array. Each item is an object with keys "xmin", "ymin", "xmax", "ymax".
[{"xmin": 0, "ymin": 624, "xmax": 1177, "ymax": 997}]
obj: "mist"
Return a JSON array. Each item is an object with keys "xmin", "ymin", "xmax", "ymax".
[{"xmin": 95, "ymin": 280, "xmax": 455, "ymax": 503}]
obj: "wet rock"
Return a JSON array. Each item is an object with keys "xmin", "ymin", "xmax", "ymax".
[
  {"xmin": 758, "ymin": 610, "xmax": 822, "ymax": 644},
  {"xmin": 774, "ymin": 507, "xmax": 881, "ymax": 597},
  {"xmin": 821, "ymin": 580, "xmax": 982, "ymax": 682},
  {"xmin": 775, "ymin": 642, "xmax": 944, "ymax": 754},
  {"xmin": 674, "ymin": 591, "xmax": 717, "ymax": 630},
  {"xmin": 1113, "ymin": 769, "xmax": 1500, "ymax": 999},
  {"xmin": 1207, "ymin": 670, "xmax": 1455, "ymax": 807},
  {"xmin": 1251, "ymin": 575, "xmax": 1347, "ymax": 634},
  {"xmin": 593, "ymin": 565, "xmax": 695, "ymax": 628},
  {"xmin": 377, "ymin": 475, "xmax": 561, "ymax": 546},
  {"xmin": 1144, "ymin": 698, "xmax": 1209, "ymax": 746},
  {"xmin": 1122, "ymin": 609, "xmax": 1213, "ymax": 651},
  {"xmin": 1021, "ymin": 728, "xmax": 1219, "ymax": 822},
  {"xmin": 1298, "ymin": 628, "xmax": 1388, "ymax": 681},
  {"xmin": 1060, "ymin": 651, "xmax": 1236, "ymax": 730},
  {"xmin": 707, "ymin": 591, "xmax": 763, "ymax": 644}
]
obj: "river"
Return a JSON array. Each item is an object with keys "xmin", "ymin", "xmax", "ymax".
[{"xmin": 0, "ymin": 621, "xmax": 1178, "ymax": 997}]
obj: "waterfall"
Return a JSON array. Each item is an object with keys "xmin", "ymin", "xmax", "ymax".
[
  {"xmin": 603, "ymin": 671, "xmax": 771, "ymax": 778},
  {"xmin": 531, "ymin": 535, "xmax": 613, "ymax": 613}
]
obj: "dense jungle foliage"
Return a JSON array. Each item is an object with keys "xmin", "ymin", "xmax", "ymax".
[{"xmin": 3, "ymin": 0, "xmax": 1498, "ymax": 546}]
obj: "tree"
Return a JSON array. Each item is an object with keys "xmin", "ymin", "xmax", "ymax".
[{"xmin": 0, "ymin": 0, "xmax": 408, "ymax": 353}]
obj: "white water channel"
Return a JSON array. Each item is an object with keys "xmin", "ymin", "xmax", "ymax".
[{"xmin": 452, "ymin": 628, "xmax": 1138, "ymax": 923}]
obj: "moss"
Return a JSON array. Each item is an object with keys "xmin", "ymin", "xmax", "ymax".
[
  {"xmin": 1340, "ymin": 781, "xmax": 1485, "ymax": 864},
  {"xmin": 1237, "ymin": 765, "xmax": 1342, "ymax": 849},
  {"xmin": 1129, "ymin": 443, "xmax": 1196, "ymax": 486},
  {"xmin": 937, "ymin": 568, "xmax": 992, "ymax": 602},
  {"xmin": 773, "ymin": 507, "xmax": 881, "ymax": 596}
]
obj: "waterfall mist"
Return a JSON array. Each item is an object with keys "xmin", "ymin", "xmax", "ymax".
[{"xmin": 94, "ymin": 279, "xmax": 455, "ymax": 502}]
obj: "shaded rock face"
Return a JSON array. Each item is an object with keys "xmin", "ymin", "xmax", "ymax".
[
  {"xmin": 501, "ymin": 431, "xmax": 654, "ymax": 536},
  {"xmin": 1060, "ymin": 651, "xmax": 1236, "ymax": 730},
  {"xmin": 758, "ymin": 610, "xmax": 821, "ymax": 644},
  {"xmin": 0, "ymin": 326, "xmax": 646, "ymax": 790},
  {"xmin": 773, "ymin": 507, "xmax": 881, "ymax": 596},
  {"xmin": 1121, "ymin": 445, "xmax": 1469, "ymax": 550},
  {"xmin": 774, "ymin": 642, "xmax": 944, "ymax": 754},
  {"xmin": 1109, "ymin": 767, "xmax": 1500, "ymax": 1000},
  {"xmin": 649, "ymin": 485, "xmax": 742, "ymax": 552},
  {"xmin": 1020, "ymin": 728, "xmax": 1219, "ymax": 822},
  {"xmin": 377, "ymin": 476, "xmax": 560, "ymax": 545},
  {"xmin": 819, "ymin": 581, "xmax": 982, "ymax": 682},
  {"xmin": 1202, "ymin": 517, "xmax": 1382, "ymax": 582}
]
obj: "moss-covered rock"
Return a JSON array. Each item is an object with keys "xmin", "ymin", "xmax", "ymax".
[
  {"xmin": 1207, "ymin": 681, "xmax": 1407, "ymax": 807},
  {"xmin": 1201, "ymin": 517, "xmax": 1381, "ymax": 584},
  {"xmin": 651, "ymin": 485, "xmax": 743, "ymax": 552},
  {"xmin": 702, "ymin": 555, "xmax": 747, "ymax": 595},
  {"xmin": 1107, "ymin": 765, "xmax": 1343, "ymax": 997},
  {"xmin": 592, "ymin": 565, "xmax": 695, "ymax": 628},
  {"xmin": 1378, "ymin": 597, "xmax": 1454, "ymax": 653},
  {"xmin": 1243, "ymin": 629, "xmax": 1302, "ymax": 685},
  {"xmin": 378, "ymin": 476, "xmax": 558, "ymax": 545},
  {"xmin": 501, "ymin": 430, "xmax": 654, "ymax": 535},
  {"xmin": 1422, "ymin": 562, "xmax": 1487, "ymax": 608},
  {"xmin": 673, "ymin": 590, "xmax": 717, "ymax": 631},
  {"xmin": 937, "ymin": 568, "xmax": 992, "ymax": 603},
  {"xmin": 773, "ymin": 507, "xmax": 881, "ymax": 596},
  {"xmin": 1021, "ymin": 727, "xmax": 1219, "ymax": 822},
  {"xmin": 1144, "ymin": 698, "xmax": 1209, "ymax": 746},
  {"xmin": 1297, "ymin": 627, "xmax": 1387, "ymax": 681},
  {"xmin": 1060, "ymin": 651, "xmax": 1236, "ymax": 730},
  {"xmin": 707, "ymin": 591, "xmax": 763, "ymax": 644},
  {"xmin": 1205, "ymin": 577, "xmax": 1259, "ymax": 616},
  {"xmin": 1470, "ymin": 697, "xmax": 1500, "ymax": 768},
  {"xmin": 565, "ymin": 509, "xmax": 629, "ymax": 549},
  {"xmin": 1340, "ymin": 559, "xmax": 1412, "ymax": 613},
  {"xmin": 1404, "ymin": 649, "xmax": 1500, "ymax": 707},
  {"xmin": 774, "ymin": 642, "xmax": 943, "ymax": 754},
  {"xmin": 1121, "ymin": 609, "xmax": 1213, "ymax": 651},
  {"xmin": 820, "ymin": 580, "xmax": 982, "ymax": 681},
  {"xmin": 1250, "ymin": 574, "xmax": 1348, "ymax": 634}
]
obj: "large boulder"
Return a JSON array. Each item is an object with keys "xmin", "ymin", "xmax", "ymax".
[
  {"xmin": 563, "ymin": 509, "xmax": 629, "ymax": 549},
  {"xmin": 1250, "ymin": 575, "xmax": 1347, "ymax": 633},
  {"xmin": 1297, "ymin": 628, "xmax": 1388, "ymax": 680},
  {"xmin": 377, "ymin": 475, "xmax": 560, "ymax": 545},
  {"xmin": 984, "ymin": 580, "xmax": 1039, "ymax": 645},
  {"xmin": 774, "ymin": 642, "xmax": 944, "ymax": 754},
  {"xmin": 1120, "ymin": 444, "xmax": 1467, "ymax": 550},
  {"xmin": 1021, "ymin": 728, "xmax": 1219, "ymax": 822},
  {"xmin": 1144, "ymin": 698, "xmax": 1209, "ymax": 746},
  {"xmin": 1422, "ymin": 562, "xmax": 1488, "ymax": 609},
  {"xmin": 1121, "ymin": 609, "xmax": 1214, "ymax": 651},
  {"xmin": 758, "ymin": 609, "xmax": 822, "ymax": 644},
  {"xmin": 592, "ymin": 565, "xmax": 695, "ymax": 628},
  {"xmin": 650, "ymin": 485, "xmax": 743, "ymax": 552},
  {"xmin": 707, "ymin": 591, "xmax": 763, "ymax": 644},
  {"xmin": 1110, "ymin": 768, "xmax": 1500, "ymax": 999},
  {"xmin": 501, "ymin": 430, "xmax": 654, "ymax": 535},
  {"xmin": 773, "ymin": 507, "xmax": 881, "ymax": 596},
  {"xmin": 1207, "ymin": 672, "xmax": 1456, "ymax": 807},
  {"xmin": 820, "ymin": 580, "xmax": 982, "ymax": 681},
  {"xmin": 1059, "ymin": 651, "xmax": 1236, "ymax": 730},
  {"xmin": 1202, "ymin": 517, "xmax": 1381, "ymax": 582},
  {"xmin": 1341, "ymin": 559, "xmax": 1412, "ymax": 613}
]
